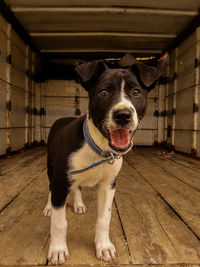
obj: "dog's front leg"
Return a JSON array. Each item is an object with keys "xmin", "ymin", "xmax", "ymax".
[
  {"xmin": 48, "ymin": 203, "xmax": 69, "ymax": 265},
  {"xmin": 95, "ymin": 183, "xmax": 116, "ymax": 262}
]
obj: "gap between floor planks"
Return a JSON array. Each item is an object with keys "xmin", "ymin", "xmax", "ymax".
[
  {"xmin": 0, "ymin": 147, "xmax": 200, "ymax": 265},
  {"xmin": 1, "ymin": 265, "xmax": 200, "ymax": 267},
  {"xmin": 126, "ymin": 148, "xmax": 200, "ymax": 238},
  {"xmin": 135, "ymin": 147, "xmax": 200, "ymax": 190},
  {"xmin": 0, "ymin": 147, "xmax": 46, "ymax": 176},
  {"xmin": 115, "ymin": 160, "xmax": 200, "ymax": 264},
  {"xmin": 0, "ymin": 150, "xmax": 47, "ymax": 212}
]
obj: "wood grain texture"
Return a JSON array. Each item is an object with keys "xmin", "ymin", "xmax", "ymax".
[
  {"xmin": 0, "ymin": 147, "xmax": 45, "ymax": 176},
  {"xmin": 0, "ymin": 170, "xmax": 50, "ymax": 265},
  {"xmin": 0, "ymin": 147, "xmax": 200, "ymax": 266},
  {"xmin": 137, "ymin": 148, "xmax": 200, "ymax": 191},
  {"xmin": 0, "ymin": 152, "xmax": 46, "ymax": 211},
  {"xmin": 127, "ymin": 150, "xmax": 200, "ymax": 238},
  {"xmin": 115, "ymin": 160, "xmax": 200, "ymax": 264},
  {"xmin": 39, "ymin": 186, "xmax": 130, "ymax": 265}
]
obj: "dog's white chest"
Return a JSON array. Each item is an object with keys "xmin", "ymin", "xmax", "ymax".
[{"xmin": 68, "ymin": 143, "xmax": 123, "ymax": 188}]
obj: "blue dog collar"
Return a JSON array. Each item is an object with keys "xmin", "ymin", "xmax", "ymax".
[
  {"xmin": 83, "ymin": 119, "xmax": 119, "ymax": 158},
  {"xmin": 70, "ymin": 119, "xmax": 121, "ymax": 175}
]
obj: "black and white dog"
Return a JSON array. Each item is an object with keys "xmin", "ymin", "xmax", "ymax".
[{"xmin": 44, "ymin": 59, "xmax": 161, "ymax": 265}]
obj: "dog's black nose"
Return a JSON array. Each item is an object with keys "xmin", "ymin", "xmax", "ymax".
[{"xmin": 113, "ymin": 109, "xmax": 132, "ymax": 126}]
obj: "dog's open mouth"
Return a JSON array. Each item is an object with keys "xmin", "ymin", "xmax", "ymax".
[{"xmin": 109, "ymin": 129, "xmax": 133, "ymax": 151}]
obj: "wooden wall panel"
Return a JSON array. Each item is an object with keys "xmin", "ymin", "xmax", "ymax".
[
  {"xmin": 10, "ymin": 128, "xmax": 25, "ymax": 151},
  {"xmin": 197, "ymin": 133, "xmax": 200, "ymax": 158},
  {"xmin": 134, "ymin": 92, "xmax": 158, "ymax": 145},
  {"xmin": 166, "ymin": 27, "xmax": 200, "ymax": 156},
  {"xmin": 44, "ymin": 80, "xmax": 89, "ymax": 142},
  {"xmin": 0, "ymin": 30, "xmax": 7, "ymax": 80},
  {"xmin": 10, "ymin": 86, "xmax": 26, "ymax": 149},
  {"xmin": 0, "ymin": 81, "xmax": 7, "ymax": 155},
  {"xmin": 0, "ymin": 81, "xmax": 7, "ymax": 129},
  {"xmin": 174, "ymin": 131, "xmax": 192, "ymax": 154},
  {"xmin": 175, "ymin": 88, "xmax": 194, "ymax": 130}
]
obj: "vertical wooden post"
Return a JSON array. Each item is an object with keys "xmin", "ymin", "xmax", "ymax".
[
  {"xmin": 172, "ymin": 48, "xmax": 178, "ymax": 147},
  {"xmin": 164, "ymin": 61, "xmax": 170, "ymax": 142},
  {"xmin": 25, "ymin": 45, "xmax": 29, "ymax": 146},
  {"xmin": 32, "ymin": 52, "xmax": 35, "ymax": 143},
  {"xmin": 191, "ymin": 30, "xmax": 199, "ymax": 156},
  {"xmin": 6, "ymin": 23, "xmax": 11, "ymax": 153}
]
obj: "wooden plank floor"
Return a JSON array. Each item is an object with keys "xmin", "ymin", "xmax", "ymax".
[{"xmin": 0, "ymin": 147, "xmax": 200, "ymax": 267}]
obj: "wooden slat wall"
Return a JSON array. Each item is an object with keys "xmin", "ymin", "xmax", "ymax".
[
  {"xmin": 0, "ymin": 14, "xmax": 42, "ymax": 156},
  {"xmin": 0, "ymin": 15, "xmax": 8, "ymax": 155},
  {"xmin": 43, "ymin": 80, "xmax": 88, "ymax": 142},
  {"xmin": 134, "ymin": 87, "xmax": 159, "ymax": 146},
  {"xmin": 10, "ymin": 31, "xmax": 26, "ymax": 150},
  {"xmin": 165, "ymin": 27, "xmax": 200, "ymax": 156}
]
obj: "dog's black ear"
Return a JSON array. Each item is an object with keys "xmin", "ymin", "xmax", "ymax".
[
  {"xmin": 131, "ymin": 63, "xmax": 161, "ymax": 91},
  {"xmin": 75, "ymin": 61, "xmax": 107, "ymax": 89}
]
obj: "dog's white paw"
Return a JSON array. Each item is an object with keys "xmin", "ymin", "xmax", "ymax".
[
  {"xmin": 95, "ymin": 240, "xmax": 116, "ymax": 262},
  {"xmin": 48, "ymin": 244, "xmax": 69, "ymax": 265},
  {"xmin": 73, "ymin": 203, "xmax": 87, "ymax": 215},
  {"xmin": 43, "ymin": 206, "xmax": 52, "ymax": 217}
]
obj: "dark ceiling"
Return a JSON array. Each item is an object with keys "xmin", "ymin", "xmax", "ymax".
[{"xmin": 0, "ymin": 0, "xmax": 200, "ymax": 79}]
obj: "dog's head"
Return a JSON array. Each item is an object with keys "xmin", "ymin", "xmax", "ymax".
[{"xmin": 76, "ymin": 60, "xmax": 161, "ymax": 153}]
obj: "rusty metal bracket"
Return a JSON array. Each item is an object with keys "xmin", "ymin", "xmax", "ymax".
[
  {"xmin": 194, "ymin": 58, "xmax": 199, "ymax": 68},
  {"xmin": 193, "ymin": 103, "xmax": 198, "ymax": 113},
  {"xmin": 33, "ymin": 107, "xmax": 39, "ymax": 115},
  {"xmin": 40, "ymin": 108, "xmax": 46, "ymax": 116},
  {"xmin": 25, "ymin": 106, "xmax": 30, "ymax": 114},
  {"xmin": 161, "ymin": 110, "xmax": 167, "ymax": 117},
  {"xmin": 172, "ymin": 108, "xmax": 176, "ymax": 115},
  {"xmin": 7, "ymin": 54, "xmax": 12, "ymax": 64},
  {"xmin": 6, "ymin": 101, "xmax": 11, "ymax": 111},
  {"xmin": 153, "ymin": 110, "xmax": 159, "ymax": 117}
]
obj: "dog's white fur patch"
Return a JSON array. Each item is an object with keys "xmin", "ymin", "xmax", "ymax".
[
  {"xmin": 105, "ymin": 79, "xmax": 138, "ymax": 132},
  {"xmin": 95, "ymin": 184, "xmax": 116, "ymax": 261},
  {"xmin": 48, "ymin": 204, "xmax": 69, "ymax": 265},
  {"xmin": 69, "ymin": 119, "xmax": 123, "ymax": 189}
]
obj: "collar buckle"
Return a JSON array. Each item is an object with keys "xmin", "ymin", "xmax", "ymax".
[{"xmin": 107, "ymin": 151, "xmax": 121, "ymax": 164}]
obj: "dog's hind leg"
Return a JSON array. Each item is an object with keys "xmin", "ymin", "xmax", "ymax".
[
  {"xmin": 95, "ymin": 183, "xmax": 116, "ymax": 262},
  {"xmin": 43, "ymin": 191, "xmax": 52, "ymax": 217},
  {"xmin": 73, "ymin": 186, "xmax": 87, "ymax": 214}
]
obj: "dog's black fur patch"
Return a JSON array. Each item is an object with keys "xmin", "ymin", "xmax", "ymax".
[{"xmin": 47, "ymin": 116, "xmax": 86, "ymax": 207}]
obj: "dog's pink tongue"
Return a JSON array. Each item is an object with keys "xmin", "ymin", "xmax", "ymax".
[{"xmin": 110, "ymin": 129, "xmax": 131, "ymax": 148}]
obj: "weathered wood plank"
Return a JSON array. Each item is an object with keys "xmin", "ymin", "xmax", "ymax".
[
  {"xmin": 115, "ymin": 160, "xmax": 200, "ymax": 264},
  {"xmin": 39, "ymin": 186, "xmax": 130, "ymax": 265},
  {"xmin": 0, "ymin": 170, "xmax": 50, "ymax": 265},
  {"xmin": 135, "ymin": 148, "xmax": 200, "ymax": 191},
  {"xmin": 0, "ymin": 153, "xmax": 46, "ymax": 211},
  {"xmin": 0, "ymin": 264, "xmax": 199, "ymax": 267},
  {"xmin": 126, "ymin": 151, "xmax": 200, "ymax": 239},
  {"xmin": 169, "ymin": 154, "xmax": 200, "ymax": 170},
  {"xmin": 0, "ymin": 147, "xmax": 45, "ymax": 176}
]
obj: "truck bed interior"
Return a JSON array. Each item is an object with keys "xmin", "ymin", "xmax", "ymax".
[{"xmin": 0, "ymin": 1, "xmax": 200, "ymax": 266}]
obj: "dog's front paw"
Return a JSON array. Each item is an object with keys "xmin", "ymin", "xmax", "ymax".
[
  {"xmin": 73, "ymin": 203, "xmax": 87, "ymax": 215},
  {"xmin": 95, "ymin": 240, "xmax": 116, "ymax": 262},
  {"xmin": 48, "ymin": 244, "xmax": 69, "ymax": 265}
]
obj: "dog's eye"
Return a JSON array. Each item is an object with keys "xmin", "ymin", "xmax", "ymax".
[
  {"xmin": 132, "ymin": 88, "xmax": 141, "ymax": 96},
  {"xmin": 98, "ymin": 89, "xmax": 109, "ymax": 98}
]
